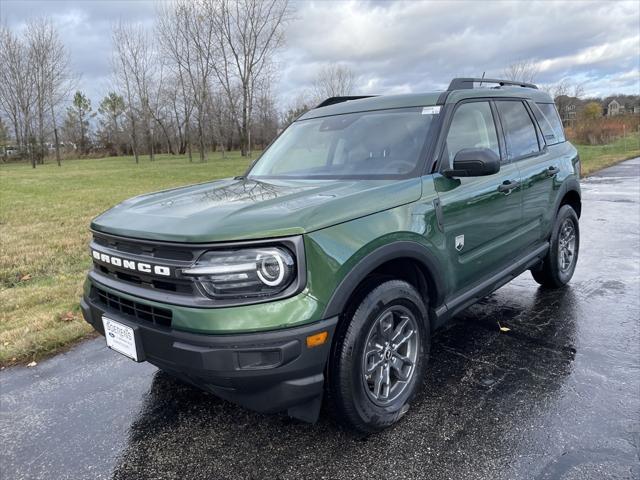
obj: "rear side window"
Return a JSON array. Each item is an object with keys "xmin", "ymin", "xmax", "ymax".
[
  {"xmin": 532, "ymin": 103, "xmax": 566, "ymax": 145},
  {"xmin": 445, "ymin": 101, "xmax": 500, "ymax": 166},
  {"xmin": 495, "ymin": 100, "xmax": 540, "ymax": 160}
]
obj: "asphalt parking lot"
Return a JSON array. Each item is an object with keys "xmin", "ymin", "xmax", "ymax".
[{"xmin": 1, "ymin": 159, "xmax": 639, "ymax": 480}]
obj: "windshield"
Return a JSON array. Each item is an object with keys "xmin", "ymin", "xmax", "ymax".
[{"xmin": 249, "ymin": 107, "xmax": 439, "ymax": 179}]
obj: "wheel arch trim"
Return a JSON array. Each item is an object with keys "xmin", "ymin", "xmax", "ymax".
[
  {"xmin": 322, "ymin": 241, "xmax": 446, "ymax": 319},
  {"xmin": 555, "ymin": 177, "xmax": 582, "ymax": 217}
]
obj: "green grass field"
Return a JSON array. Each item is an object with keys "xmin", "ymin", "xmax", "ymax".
[
  {"xmin": 576, "ymin": 132, "xmax": 640, "ymax": 175},
  {"xmin": 0, "ymin": 136, "xmax": 638, "ymax": 367},
  {"xmin": 0, "ymin": 153, "xmax": 251, "ymax": 366}
]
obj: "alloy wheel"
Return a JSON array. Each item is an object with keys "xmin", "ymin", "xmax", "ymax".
[
  {"xmin": 361, "ymin": 305, "xmax": 419, "ymax": 406},
  {"xmin": 558, "ymin": 218, "xmax": 577, "ymax": 272}
]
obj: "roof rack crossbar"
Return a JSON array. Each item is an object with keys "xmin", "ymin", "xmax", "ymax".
[
  {"xmin": 447, "ymin": 78, "xmax": 538, "ymax": 91},
  {"xmin": 315, "ymin": 95, "xmax": 377, "ymax": 108}
]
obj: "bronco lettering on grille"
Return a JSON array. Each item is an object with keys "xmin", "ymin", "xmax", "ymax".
[{"xmin": 92, "ymin": 250, "xmax": 171, "ymax": 276}]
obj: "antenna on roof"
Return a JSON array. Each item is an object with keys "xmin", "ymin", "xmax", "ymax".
[{"xmin": 479, "ymin": 72, "xmax": 486, "ymax": 87}]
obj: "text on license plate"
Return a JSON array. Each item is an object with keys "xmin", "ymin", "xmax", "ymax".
[{"xmin": 102, "ymin": 316, "xmax": 138, "ymax": 361}]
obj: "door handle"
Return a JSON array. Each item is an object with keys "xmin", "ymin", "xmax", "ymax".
[
  {"xmin": 545, "ymin": 166, "xmax": 560, "ymax": 177},
  {"xmin": 498, "ymin": 180, "xmax": 520, "ymax": 194}
]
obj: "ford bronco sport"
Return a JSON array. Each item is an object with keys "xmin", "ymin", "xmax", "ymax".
[{"xmin": 82, "ymin": 77, "xmax": 581, "ymax": 433}]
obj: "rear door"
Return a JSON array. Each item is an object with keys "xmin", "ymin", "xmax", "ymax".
[
  {"xmin": 434, "ymin": 100, "xmax": 523, "ymax": 295},
  {"xmin": 495, "ymin": 99, "xmax": 556, "ymax": 247},
  {"xmin": 524, "ymin": 102, "xmax": 570, "ymax": 240}
]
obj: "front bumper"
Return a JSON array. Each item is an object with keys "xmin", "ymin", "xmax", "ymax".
[{"xmin": 81, "ymin": 292, "xmax": 337, "ymax": 423}]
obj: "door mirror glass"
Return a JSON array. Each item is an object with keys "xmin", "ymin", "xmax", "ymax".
[{"xmin": 444, "ymin": 148, "xmax": 501, "ymax": 177}]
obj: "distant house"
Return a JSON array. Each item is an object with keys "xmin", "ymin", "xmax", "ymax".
[
  {"xmin": 605, "ymin": 96, "xmax": 640, "ymax": 116},
  {"xmin": 607, "ymin": 99, "xmax": 624, "ymax": 116},
  {"xmin": 2, "ymin": 145, "xmax": 20, "ymax": 157},
  {"xmin": 555, "ymin": 95, "xmax": 584, "ymax": 126}
]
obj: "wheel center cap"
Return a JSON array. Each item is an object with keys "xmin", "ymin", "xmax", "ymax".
[{"xmin": 384, "ymin": 349, "xmax": 392, "ymax": 360}]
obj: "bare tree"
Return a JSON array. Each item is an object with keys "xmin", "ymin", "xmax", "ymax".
[
  {"xmin": 547, "ymin": 78, "xmax": 586, "ymax": 102},
  {"xmin": 0, "ymin": 26, "xmax": 36, "ymax": 166},
  {"xmin": 157, "ymin": 0, "xmax": 217, "ymax": 162},
  {"xmin": 156, "ymin": 1, "xmax": 196, "ymax": 161},
  {"xmin": 0, "ymin": 117, "xmax": 8, "ymax": 162},
  {"xmin": 25, "ymin": 18, "xmax": 73, "ymax": 166},
  {"xmin": 503, "ymin": 59, "xmax": 539, "ymax": 84},
  {"xmin": 164, "ymin": 74, "xmax": 192, "ymax": 156},
  {"xmin": 252, "ymin": 86, "xmax": 278, "ymax": 149},
  {"xmin": 111, "ymin": 22, "xmax": 157, "ymax": 162},
  {"xmin": 543, "ymin": 78, "xmax": 586, "ymax": 127},
  {"xmin": 312, "ymin": 63, "xmax": 355, "ymax": 103},
  {"xmin": 210, "ymin": 0, "xmax": 291, "ymax": 157}
]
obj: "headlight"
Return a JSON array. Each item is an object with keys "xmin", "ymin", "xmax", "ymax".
[{"xmin": 182, "ymin": 247, "xmax": 295, "ymax": 299}]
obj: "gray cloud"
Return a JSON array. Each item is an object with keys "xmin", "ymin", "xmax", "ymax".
[
  {"xmin": 279, "ymin": 0, "xmax": 640, "ymax": 101},
  {"xmin": 2, "ymin": 0, "xmax": 638, "ymax": 108},
  {"xmin": 1, "ymin": 0, "xmax": 156, "ymax": 105}
]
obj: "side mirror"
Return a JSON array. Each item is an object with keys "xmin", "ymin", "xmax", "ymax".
[{"xmin": 443, "ymin": 148, "xmax": 501, "ymax": 178}]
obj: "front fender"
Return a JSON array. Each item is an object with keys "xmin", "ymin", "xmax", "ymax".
[
  {"xmin": 303, "ymin": 200, "xmax": 447, "ymax": 321},
  {"xmin": 320, "ymin": 240, "xmax": 446, "ymax": 318}
]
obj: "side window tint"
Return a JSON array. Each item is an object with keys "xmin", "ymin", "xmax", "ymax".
[
  {"xmin": 496, "ymin": 101, "xmax": 540, "ymax": 160},
  {"xmin": 533, "ymin": 103, "xmax": 566, "ymax": 145},
  {"xmin": 445, "ymin": 102, "xmax": 500, "ymax": 165}
]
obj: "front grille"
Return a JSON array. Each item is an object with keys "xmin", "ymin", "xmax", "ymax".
[
  {"xmin": 94, "ymin": 263, "xmax": 194, "ymax": 294},
  {"xmin": 92, "ymin": 232, "xmax": 199, "ymax": 296},
  {"xmin": 93, "ymin": 286, "xmax": 172, "ymax": 327}
]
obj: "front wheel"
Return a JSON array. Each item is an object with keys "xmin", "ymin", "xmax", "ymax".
[
  {"xmin": 531, "ymin": 204, "xmax": 580, "ymax": 288},
  {"xmin": 328, "ymin": 280, "xmax": 430, "ymax": 433}
]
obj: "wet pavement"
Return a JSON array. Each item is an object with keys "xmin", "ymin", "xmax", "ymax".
[{"xmin": 2, "ymin": 159, "xmax": 639, "ymax": 480}]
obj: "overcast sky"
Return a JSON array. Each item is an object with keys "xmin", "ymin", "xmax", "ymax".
[{"xmin": 2, "ymin": 0, "xmax": 639, "ymax": 109}]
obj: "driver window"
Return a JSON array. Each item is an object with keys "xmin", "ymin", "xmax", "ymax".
[{"xmin": 445, "ymin": 102, "xmax": 500, "ymax": 166}]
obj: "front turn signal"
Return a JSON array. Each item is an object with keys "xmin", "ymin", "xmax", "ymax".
[{"xmin": 306, "ymin": 331, "xmax": 328, "ymax": 348}]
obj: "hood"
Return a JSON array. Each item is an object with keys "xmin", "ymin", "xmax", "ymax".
[{"xmin": 91, "ymin": 176, "xmax": 422, "ymax": 242}]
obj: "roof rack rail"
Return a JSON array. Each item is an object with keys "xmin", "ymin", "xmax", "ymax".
[
  {"xmin": 316, "ymin": 95, "xmax": 377, "ymax": 108},
  {"xmin": 447, "ymin": 77, "xmax": 538, "ymax": 91}
]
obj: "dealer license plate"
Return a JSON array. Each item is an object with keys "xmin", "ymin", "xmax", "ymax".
[{"xmin": 102, "ymin": 316, "xmax": 138, "ymax": 361}]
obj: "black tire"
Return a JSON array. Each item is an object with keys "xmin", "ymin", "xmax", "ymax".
[
  {"xmin": 327, "ymin": 279, "xmax": 430, "ymax": 434},
  {"xmin": 531, "ymin": 204, "xmax": 580, "ymax": 288}
]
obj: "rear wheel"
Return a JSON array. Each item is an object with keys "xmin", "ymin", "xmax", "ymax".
[
  {"xmin": 328, "ymin": 280, "xmax": 430, "ymax": 433},
  {"xmin": 532, "ymin": 205, "xmax": 580, "ymax": 288}
]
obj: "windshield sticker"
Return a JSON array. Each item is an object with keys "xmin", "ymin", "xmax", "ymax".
[{"xmin": 421, "ymin": 106, "xmax": 441, "ymax": 115}]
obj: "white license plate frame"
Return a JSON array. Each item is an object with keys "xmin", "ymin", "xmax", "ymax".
[{"xmin": 102, "ymin": 316, "xmax": 139, "ymax": 361}]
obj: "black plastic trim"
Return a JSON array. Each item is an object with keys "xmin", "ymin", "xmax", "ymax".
[
  {"xmin": 81, "ymin": 294, "xmax": 337, "ymax": 422},
  {"xmin": 315, "ymin": 96, "xmax": 377, "ymax": 108},
  {"xmin": 322, "ymin": 241, "xmax": 446, "ymax": 319},
  {"xmin": 433, "ymin": 242, "xmax": 549, "ymax": 327},
  {"xmin": 553, "ymin": 177, "xmax": 582, "ymax": 220},
  {"xmin": 448, "ymin": 77, "xmax": 538, "ymax": 91},
  {"xmin": 433, "ymin": 198, "xmax": 444, "ymax": 232}
]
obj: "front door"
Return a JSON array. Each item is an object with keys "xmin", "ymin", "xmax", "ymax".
[{"xmin": 434, "ymin": 100, "xmax": 524, "ymax": 295}]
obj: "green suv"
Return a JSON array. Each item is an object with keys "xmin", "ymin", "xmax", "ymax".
[{"xmin": 81, "ymin": 78, "xmax": 581, "ymax": 432}]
